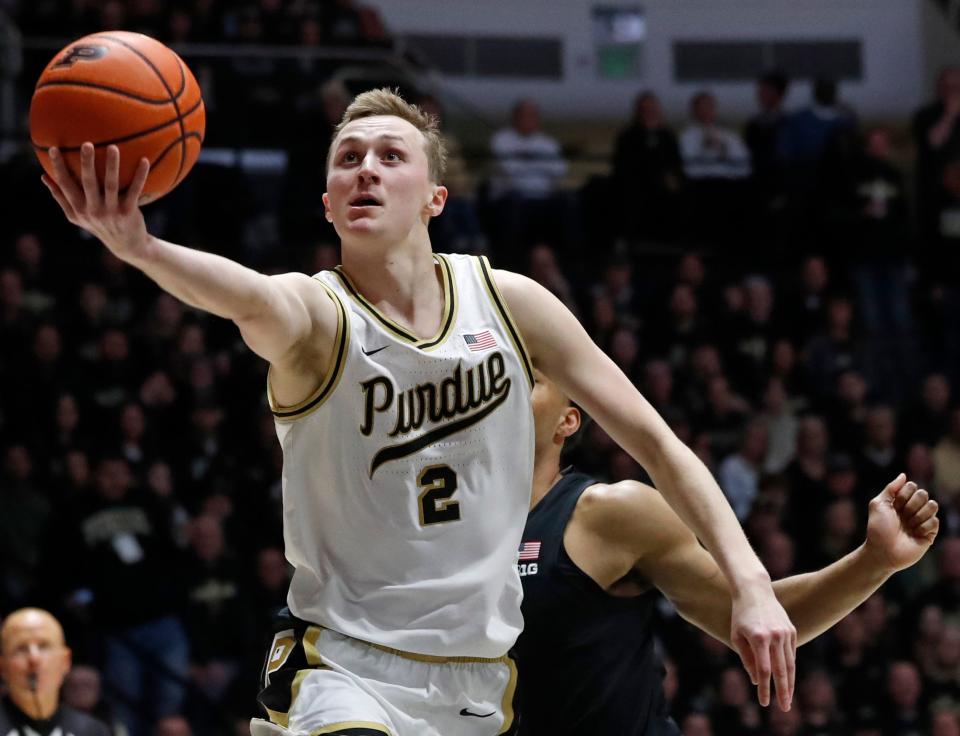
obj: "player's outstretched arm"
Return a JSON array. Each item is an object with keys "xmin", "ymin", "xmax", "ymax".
[
  {"xmin": 630, "ymin": 474, "xmax": 939, "ymax": 647},
  {"xmin": 42, "ymin": 142, "xmax": 334, "ymax": 366},
  {"xmin": 495, "ymin": 269, "xmax": 796, "ymax": 709}
]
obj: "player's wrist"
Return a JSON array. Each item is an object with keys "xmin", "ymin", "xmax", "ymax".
[
  {"xmin": 728, "ymin": 569, "xmax": 774, "ymax": 600},
  {"xmin": 856, "ymin": 540, "xmax": 898, "ymax": 578}
]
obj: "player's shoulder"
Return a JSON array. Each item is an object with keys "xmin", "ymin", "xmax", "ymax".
[{"xmin": 575, "ymin": 480, "xmax": 659, "ymax": 539}]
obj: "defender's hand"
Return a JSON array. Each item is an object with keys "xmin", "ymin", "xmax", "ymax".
[
  {"xmin": 41, "ymin": 142, "xmax": 151, "ymax": 260},
  {"xmin": 865, "ymin": 474, "xmax": 939, "ymax": 573},
  {"xmin": 731, "ymin": 584, "xmax": 797, "ymax": 711}
]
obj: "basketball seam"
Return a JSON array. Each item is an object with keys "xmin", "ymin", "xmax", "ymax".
[
  {"xmin": 97, "ymin": 34, "xmax": 189, "ymax": 183},
  {"xmin": 33, "ymin": 79, "xmax": 175, "ymax": 105},
  {"xmin": 152, "ymin": 132, "xmax": 203, "ymax": 174},
  {"xmin": 31, "ymin": 96, "xmax": 204, "ymax": 152}
]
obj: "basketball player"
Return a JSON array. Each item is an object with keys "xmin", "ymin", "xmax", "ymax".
[
  {"xmin": 42, "ymin": 89, "xmax": 796, "ymax": 735},
  {"xmin": 519, "ymin": 374, "xmax": 940, "ymax": 735}
]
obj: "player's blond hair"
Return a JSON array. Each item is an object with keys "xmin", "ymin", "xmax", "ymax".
[{"xmin": 332, "ymin": 88, "xmax": 448, "ymax": 182}]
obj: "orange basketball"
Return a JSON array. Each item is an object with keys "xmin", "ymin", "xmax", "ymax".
[{"xmin": 30, "ymin": 31, "xmax": 205, "ymax": 204}]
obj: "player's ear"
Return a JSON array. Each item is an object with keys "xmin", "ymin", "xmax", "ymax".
[
  {"xmin": 425, "ymin": 184, "xmax": 448, "ymax": 218},
  {"xmin": 322, "ymin": 193, "xmax": 333, "ymax": 222},
  {"xmin": 558, "ymin": 406, "xmax": 580, "ymax": 439}
]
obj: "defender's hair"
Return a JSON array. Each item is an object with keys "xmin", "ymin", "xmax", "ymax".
[{"xmin": 331, "ymin": 87, "xmax": 448, "ymax": 182}]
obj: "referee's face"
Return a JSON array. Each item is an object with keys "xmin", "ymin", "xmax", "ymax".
[{"xmin": 0, "ymin": 610, "xmax": 71, "ymax": 700}]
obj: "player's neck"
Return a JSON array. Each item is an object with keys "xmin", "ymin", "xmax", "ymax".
[
  {"xmin": 530, "ymin": 454, "xmax": 563, "ymax": 510},
  {"xmin": 341, "ymin": 238, "xmax": 443, "ymax": 330}
]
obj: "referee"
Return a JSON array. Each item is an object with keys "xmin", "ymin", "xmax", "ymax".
[{"xmin": 0, "ymin": 608, "xmax": 110, "ymax": 736}]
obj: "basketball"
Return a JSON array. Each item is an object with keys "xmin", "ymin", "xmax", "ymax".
[{"xmin": 29, "ymin": 31, "xmax": 205, "ymax": 203}]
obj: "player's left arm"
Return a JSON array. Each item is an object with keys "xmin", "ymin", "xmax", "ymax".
[
  {"xmin": 494, "ymin": 269, "xmax": 796, "ymax": 709},
  {"xmin": 638, "ymin": 474, "xmax": 939, "ymax": 647}
]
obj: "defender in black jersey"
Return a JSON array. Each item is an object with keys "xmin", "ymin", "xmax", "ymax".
[{"xmin": 516, "ymin": 375, "xmax": 941, "ymax": 736}]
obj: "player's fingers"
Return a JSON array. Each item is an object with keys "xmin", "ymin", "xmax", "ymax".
[
  {"xmin": 781, "ymin": 635, "xmax": 795, "ymax": 711},
  {"xmin": 79, "ymin": 142, "xmax": 102, "ymax": 209},
  {"xmin": 916, "ymin": 516, "xmax": 940, "ymax": 541},
  {"xmin": 104, "ymin": 145, "xmax": 120, "ymax": 209},
  {"xmin": 734, "ymin": 634, "xmax": 758, "ymax": 685},
  {"xmin": 906, "ymin": 500, "xmax": 939, "ymax": 530},
  {"xmin": 40, "ymin": 175, "xmax": 77, "ymax": 221},
  {"xmin": 124, "ymin": 157, "xmax": 150, "ymax": 210},
  {"xmin": 881, "ymin": 473, "xmax": 907, "ymax": 502},
  {"xmin": 48, "ymin": 147, "xmax": 84, "ymax": 210},
  {"xmin": 751, "ymin": 636, "xmax": 773, "ymax": 707},
  {"xmin": 901, "ymin": 486, "xmax": 929, "ymax": 517},
  {"xmin": 892, "ymin": 481, "xmax": 918, "ymax": 511}
]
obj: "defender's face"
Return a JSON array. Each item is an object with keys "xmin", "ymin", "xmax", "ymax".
[
  {"xmin": 531, "ymin": 372, "xmax": 576, "ymax": 452},
  {"xmin": 324, "ymin": 116, "xmax": 444, "ymax": 242}
]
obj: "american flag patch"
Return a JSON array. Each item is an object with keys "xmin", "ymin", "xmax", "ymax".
[
  {"xmin": 518, "ymin": 541, "xmax": 541, "ymax": 561},
  {"xmin": 463, "ymin": 330, "xmax": 497, "ymax": 352}
]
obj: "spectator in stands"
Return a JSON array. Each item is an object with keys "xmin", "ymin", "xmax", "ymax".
[
  {"xmin": 934, "ymin": 407, "xmax": 960, "ymax": 505},
  {"xmin": 0, "ymin": 609, "xmax": 110, "ymax": 735},
  {"xmin": 804, "ymin": 294, "xmax": 869, "ymax": 401},
  {"xmin": 797, "ymin": 669, "xmax": 845, "ymax": 734},
  {"xmin": 62, "ymin": 664, "xmax": 119, "ymax": 731},
  {"xmin": 902, "ymin": 373, "xmax": 952, "ymax": 447},
  {"xmin": 913, "ymin": 66, "xmax": 960, "ymax": 246},
  {"xmin": 882, "ymin": 661, "xmax": 928, "ymax": 736},
  {"xmin": 680, "ymin": 91, "xmax": 752, "ymax": 181},
  {"xmin": 858, "ymin": 405, "xmax": 901, "ymax": 499},
  {"xmin": 183, "ymin": 515, "xmax": 246, "ymax": 705},
  {"xmin": 489, "ymin": 98, "xmax": 570, "ymax": 267},
  {"xmin": 57, "ymin": 455, "xmax": 188, "ymax": 736},
  {"xmin": 759, "ymin": 376, "xmax": 798, "ymax": 473},
  {"xmin": 745, "ymin": 71, "xmax": 790, "ymax": 210},
  {"xmin": 717, "ymin": 418, "xmax": 768, "ymax": 522},
  {"xmin": 0, "ymin": 444, "xmax": 49, "ymax": 608},
  {"xmin": 611, "ymin": 91, "xmax": 685, "ymax": 240},
  {"xmin": 155, "ymin": 715, "xmax": 193, "ymax": 736},
  {"xmin": 680, "ymin": 91, "xmax": 752, "ymax": 243},
  {"xmin": 527, "ymin": 243, "xmax": 578, "ymax": 315}
]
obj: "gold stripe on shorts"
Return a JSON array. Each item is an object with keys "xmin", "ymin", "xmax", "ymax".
[{"xmin": 310, "ymin": 722, "xmax": 393, "ymax": 735}]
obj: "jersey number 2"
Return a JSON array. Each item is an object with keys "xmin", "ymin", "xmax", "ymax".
[{"xmin": 418, "ymin": 465, "xmax": 461, "ymax": 525}]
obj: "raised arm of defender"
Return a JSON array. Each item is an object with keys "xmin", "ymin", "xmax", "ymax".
[
  {"xmin": 616, "ymin": 474, "xmax": 938, "ymax": 646},
  {"xmin": 42, "ymin": 144, "xmax": 337, "ymax": 401},
  {"xmin": 496, "ymin": 269, "xmax": 797, "ymax": 710}
]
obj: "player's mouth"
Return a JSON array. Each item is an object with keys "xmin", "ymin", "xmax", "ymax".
[{"xmin": 349, "ymin": 194, "xmax": 383, "ymax": 210}]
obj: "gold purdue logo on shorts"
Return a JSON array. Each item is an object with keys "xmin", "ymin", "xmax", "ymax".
[{"xmin": 265, "ymin": 629, "xmax": 295, "ymax": 686}]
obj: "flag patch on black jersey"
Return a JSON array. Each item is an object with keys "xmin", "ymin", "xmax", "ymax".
[
  {"xmin": 463, "ymin": 330, "xmax": 497, "ymax": 352},
  {"xmin": 518, "ymin": 541, "xmax": 541, "ymax": 561}
]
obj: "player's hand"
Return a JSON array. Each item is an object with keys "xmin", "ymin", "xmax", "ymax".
[
  {"xmin": 864, "ymin": 473, "xmax": 939, "ymax": 572},
  {"xmin": 730, "ymin": 583, "xmax": 797, "ymax": 712},
  {"xmin": 41, "ymin": 142, "xmax": 151, "ymax": 260}
]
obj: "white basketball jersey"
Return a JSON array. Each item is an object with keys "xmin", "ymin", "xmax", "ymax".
[{"xmin": 269, "ymin": 253, "xmax": 535, "ymax": 658}]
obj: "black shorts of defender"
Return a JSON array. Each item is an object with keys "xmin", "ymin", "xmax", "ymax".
[{"xmin": 257, "ymin": 607, "xmax": 522, "ymax": 736}]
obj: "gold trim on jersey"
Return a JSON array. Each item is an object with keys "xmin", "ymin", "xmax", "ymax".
[
  {"xmin": 475, "ymin": 256, "xmax": 534, "ymax": 390},
  {"xmin": 268, "ymin": 280, "xmax": 350, "ymax": 422},
  {"xmin": 497, "ymin": 655, "xmax": 519, "ymax": 734},
  {"xmin": 332, "ymin": 254, "xmax": 457, "ymax": 351},
  {"xmin": 303, "ymin": 625, "xmax": 324, "ymax": 667},
  {"xmin": 310, "ymin": 723, "xmax": 393, "ymax": 736},
  {"xmin": 265, "ymin": 669, "xmax": 310, "ymax": 728}
]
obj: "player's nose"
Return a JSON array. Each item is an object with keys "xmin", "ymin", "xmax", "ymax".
[{"xmin": 357, "ymin": 152, "xmax": 380, "ymax": 184}]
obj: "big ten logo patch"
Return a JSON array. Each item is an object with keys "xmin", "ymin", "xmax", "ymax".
[
  {"xmin": 54, "ymin": 45, "xmax": 108, "ymax": 68},
  {"xmin": 265, "ymin": 629, "xmax": 296, "ymax": 686},
  {"xmin": 517, "ymin": 562, "xmax": 539, "ymax": 577}
]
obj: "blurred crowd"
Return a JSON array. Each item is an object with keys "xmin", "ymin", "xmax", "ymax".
[{"xmin": 2, "ymin": 2, "xmax": 960, "ymax": 736}]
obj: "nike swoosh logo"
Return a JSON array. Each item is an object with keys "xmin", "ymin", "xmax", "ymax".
[
  {"xmin": 459, "ymin": 709, "xmax": 495, "ymax": 718},
  {"xmin": 362, "ymin": 345, "xmax": 388, "ymax": 356}
]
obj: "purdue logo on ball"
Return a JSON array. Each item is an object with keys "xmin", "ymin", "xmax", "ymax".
[{"xmin": 54, "ymin": 45, "xmax": 107, "ymax": 68}]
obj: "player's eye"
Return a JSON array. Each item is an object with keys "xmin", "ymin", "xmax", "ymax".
[
  {"xmin": 341, "ymin": 151, "xmax": 359, "ymax": 164},
  {"xmin": 384, "ymin": 150, "xmax": 403, "ymax": 162}
]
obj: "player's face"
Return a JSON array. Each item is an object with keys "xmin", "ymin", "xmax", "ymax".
[
  {"xmin": 324, "ymin": 116, "xmax": 446, "ymax": 243},
  {"xmin": 0, "ymin": 612, "xmax": 71, "ymax": 698}
]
